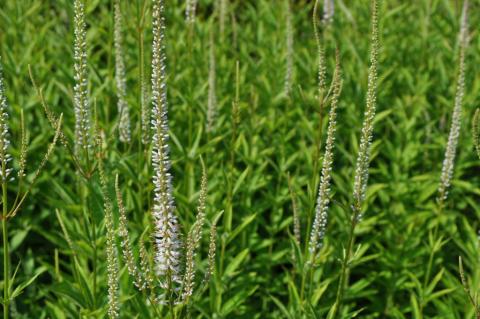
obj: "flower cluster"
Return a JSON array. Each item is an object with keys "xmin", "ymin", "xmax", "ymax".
[
  {"xmin": 182, "ymin": 168, "xmax": 208, "ymax": 300},
  {"xmin": 284, "ymin": 0, "xmax": 294, "ymax": 96},
  {"xmin": 116, "ymin": 175, "xmax": 145, "ymax": 290},
  {"xmin": 351, "ymin": 0, "xmax": 379, "ymax": 219},
  {"xmin": 185, "ymin": 0, "xmax": 198, "ymax": 25},
  {"xmin": 308, "ymin": 53, "xmax": 341, "ymax": 257},
  {"xmin": 151, "ymin": 0, "xmax": 182, "ymax": 289},
  {"xmin": 141, "ymin": 55, "xmax": 150, "ymax": 145},
  {"xmin": 206, "ymin": 32, "xmax": 217, "ymax": 132},
  {"xmin": 97, "ymin": 134, "xmax": 120, "ymax": 319},
  {"xmin": 114, "ymin": 0, "xmax": 131, "ymax": 143},
  {"xmin": 73, "ymin": 0, "xmax": 91, "ymax": 156},
  {"xmin": 323, "ymin": 0, "xmax": 334, "ymax": 24},
  {"xmin": 313, "ymin": 0, "xmax": 326, "ymax": 95},
  {"xmin": 437, "ymin": 0, "xmax": 469, "ymax": 204},
  {"xmin": 0, "ymin": 58, "xmax": 12, "ymax": 183}
]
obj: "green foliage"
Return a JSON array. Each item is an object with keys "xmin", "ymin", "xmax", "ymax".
[{"xmin": 0, "ymin": 0, "xmax": 479, "ymax": 318}]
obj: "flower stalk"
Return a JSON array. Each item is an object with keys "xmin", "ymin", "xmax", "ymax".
[
  {"xmin": 151, "ymin": 0, "xmax": 183, "ymax": 298},
  {"xmin": 114, "ymin": 0, "xmax": 131, "ymax": 143},
  {"xmin": 437, "ymin": 0, "xmax": 469, "ymax": 206},
  {"xmin": 330, "ymin": 1, "xmax": 379, "ymax": 317},
  {"xmin": 73, "ymin": 0, "xmax": 91, "ymax": 161}
]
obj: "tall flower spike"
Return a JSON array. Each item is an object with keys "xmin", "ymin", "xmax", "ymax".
[
  {"xmin": 284, "ymin": 0, "xmax": 294, "ymax": 96},
  {"xmin": 114, "ymin": 0, "xmax": 131, "ymax": 143},
  {"xmin": 206, "ymin": 30, "xmax": 217, "ymax": 132},
  {"xmin": 97, "ymin": 137, "xmax": 120, "ymax": 319},
  {"xmin": 219, "ymin": 0, "xmax": 227, "ymax": 38},
  {"xmin": 313, "ymin": 0, "xmax": 327, "ymax": 94},
  {"xmin": 203, "ymin": 221, "xmax": 217, "ymax": 285},
  {"xmin": 139, "ymin": 237, "xmax": 155, "ymax": 291},
  {"xmin": 151, "ymin": 0, "xmax": 183, "ymax": 289},
  {"xmin": 473, "ymin": 108, "xmax": 480, "ymax": 159},
  {"xmin": 182, "ymin": 166, "xmax": 208, "ymax": 301},
  {"xmin": 73, "ymin": 0, "xmax": 91, "ymax": 156},
  {"xmin": 185, "ymin": 0, "xmax": 198, "ymax": 25},
  {"xmin": 323, "ymin": 0, "xmax": 334, "ymax": 24},
  {"xmin": 0, "ymin": 58, "xmax": 13, "ymax": 183},
  {"xmin": 437, "ymin": 0, "xmax": 469, "ymax": 204},
  {"xmin": 308, "ymin": 51, "xmax": 341, "ymax": 259},
  {"xmin": 18, "ymin": 110, "xmax": 28, "ymax": 179},
  {"xmin": 140, "ymin": 32, "xmax": 150, "ymax": 145},
  {"xmin": 115, "ymin": 175, "xmax": 145, "ymax": 290},
  {"xmin": 351, "ymin": 0, "xmax": 379, "ymax": 219}
]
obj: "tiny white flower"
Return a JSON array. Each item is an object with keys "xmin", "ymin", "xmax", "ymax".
[
  {"xmin": 151, "ymin": 0, "xmax": 182, "ymax": 290},
  {"xmin": 73, "ymin": 0, "xmax": 91, "ymax": 155},
  {"xmin": 0, "ymin": 57, "xmax": 13, "ymax": 183}
]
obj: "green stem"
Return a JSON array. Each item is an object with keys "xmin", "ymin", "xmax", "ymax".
[
  {"xmin": 145, "ymin": 292, "xmax": 162, "ymax": 318},
  {"xmin": 2, "ymin": 179, "xmax": 9, "ymax": 319},
  {"xmin": 79, "ymin": 178, "xmax": 97, "ymax": 308},
  {"xmin": 299, "ymin": 92, "xmax": 326, "ymax": 307},
  {"xmin": 331, "ymin": 213, "xmax": 357, "ymax": 319},
  {"xmin": 421, "ymin": 203, "xmax": 443, "ymax": 312},
  {"xmin": 87, "ymin": 188, "xmax": 97, "ymax": 305}
]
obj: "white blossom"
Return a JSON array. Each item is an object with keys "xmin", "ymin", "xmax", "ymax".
[
  {"xmin": 73, "ymin": 0, "xmax": 91, "ymax": 155},
  {"xmin": 151, "ymin": 0, "xmax": 182, "ymax": 288},
  {"xmin": 308, "ymin": 56, "xmax": 341, "ymax": 257},
  {"xmin": 438, "ymin": 0, "xmax": 469, "ymax": 204},
  {"xmin": 185, "ymin": 0, "xmax": 198, "ymax": 25},
  {"xmin": 0, "ymin": 58, "xmax": 12, "ymax": 183},
  {"xmin": 284, "ymin": 0, "xmax": 294, "ymax": 96},
  {"xmin": 352, "ymin": 0, "xmax": 379, "ymax": 219},
  {"xmin": 323, "ymin": 0, "xmax": 334, "ymax": 24},
  {"xmin": 114, "ymin": 0, "xmax": 131, "ymax": 143},
  {"xmin": 206, "ymin": 33, "xmax": 217, "ymax": 132}
]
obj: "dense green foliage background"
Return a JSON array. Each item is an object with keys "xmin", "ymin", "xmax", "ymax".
[{"xmin": 0, "ymin": 0, "xmax": 479, "ymax": 317}]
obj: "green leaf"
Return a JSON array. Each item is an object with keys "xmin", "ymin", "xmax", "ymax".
[
  {"xmin": 10, "ymin": 267, "xmax": 47, "ymax": 300},
  {"xmin": 233, "ymin": 167, "xmax": 250, "ymax": 195},
  {"xmin": 410, "ymin": 293, "xmax": 422, "ymax": 319},
  {"xmin": 224, "ymin": 249, "xmax": 249, "ymax": 278},
  {"xmin": 269, "ymin": 294, "xmax": 293, "ymax": 319},
  {"xmin": 221, "ymin": 285, "xmax": 258, "ymax": 316},
  {"xmin": 226, "ymin": 213, "xmax": 257, "ymax": 245}
]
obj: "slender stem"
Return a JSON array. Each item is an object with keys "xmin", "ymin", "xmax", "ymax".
[
  {"xmin": 2, "ymin": 178, "xmax": 9, "ymax": 319},
  {"xmin": 421, "ymin": 203, "xmax": 443, "ymax": 312},
  {"xmin": 87, "ymin": 185, "xmax": 97, "ymax": 304},
  {"xmin": 299, "ymin": 268, "xmax": 306, "ymax": 304},
  {"xmin": 167, "ymin": 270, "xmax": 175, "ymax": 319},
  {"xmin": 79, "ymin": 178, "xmax": 97, "ymax": 308},
  {"xmin": 332, "ymin": 211, "xmax": 357, "ymax": 319},
  {"xmin": 423, "ymin": 225, "xmax": 438, "ymax": 288},
  {"xmin": 146, "ymin": 292, "xmax": 162, "ymax": 318}
]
